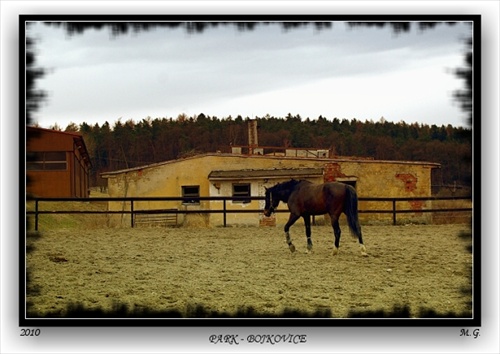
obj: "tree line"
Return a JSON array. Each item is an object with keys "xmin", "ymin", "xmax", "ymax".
[{"xmin": 52, "ymin": 114, "xmax": 471, "ymax": 191}]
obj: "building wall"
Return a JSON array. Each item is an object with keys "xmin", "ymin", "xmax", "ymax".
[
  {"xmin": 28, "ymin": 169, "xmax": 73, "ymax": 197},
  {"xmin": 325, "ymin": 160, "xmax": 436, "ymax": 224},
  {"xmin": 27, "ymin": 127, "xmax": 91, "ymax": 198},
  {"xmin": 103, "ymin": 154, "xmax": 438, "ymax": 227}
]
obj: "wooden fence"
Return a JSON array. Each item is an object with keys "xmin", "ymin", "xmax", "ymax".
[{"xmin": 26, "ymin": 196, "xmax": 472, "ymax": 231}]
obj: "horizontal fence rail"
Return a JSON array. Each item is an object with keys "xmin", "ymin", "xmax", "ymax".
[{"xmin": 26, "ymin": 196, "xmax": 472, "ymax": 231}]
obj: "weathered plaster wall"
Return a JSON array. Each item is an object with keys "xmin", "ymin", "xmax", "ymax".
[{"xmin": 104, "ymin": 154, "xmax": 436, "ymax": 227}]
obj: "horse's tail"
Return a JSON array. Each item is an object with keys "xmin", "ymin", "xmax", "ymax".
[{"xmin": 343, "ymin": 185, "xmax": 362, "ymax": 241}]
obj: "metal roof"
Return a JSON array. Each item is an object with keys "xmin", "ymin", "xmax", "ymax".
[{"xmin": 208, "ymin": 168, "xmax": 323, "ymax": 180}]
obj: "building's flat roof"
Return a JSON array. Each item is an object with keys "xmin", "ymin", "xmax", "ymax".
[
  {"xmin": 101, "ymin": 152, "xmax": 440, "ymax": 177},
  {"xmin": 208, "ymin": 168, "xmax": 323, "ymax": 180}
]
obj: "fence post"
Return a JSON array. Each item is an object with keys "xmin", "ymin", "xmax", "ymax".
[
  {"xmin": 35, "ymin": 199, "xmax": 39, "ymax": 231},
  {"xmin": 130, "ymin": 199, "xmax": 134, "ymax": 228},
  {"xmin": 392, "ymin": 199, "xmax": 396, "ymax": 225},
  {"xmin": 223, "ymin": 199, "xmax": 227, "ymax": 227}
]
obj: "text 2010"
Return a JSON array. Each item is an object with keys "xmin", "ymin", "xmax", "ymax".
[{"xmin": 20, "ymin": 328, "xmax": 41, "ymax": 337}]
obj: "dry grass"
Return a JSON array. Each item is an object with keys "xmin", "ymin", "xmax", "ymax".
[
  {"xmin": 25, "ymin": 224, "xmax": 473, "ymax": 318},
  {"xmin": 431, "ymin": 199, "xmax": 472, "ymax": 224},
  {"xmin": 26, "ymin": 190, "xmax": 109, "ymax": 231}
]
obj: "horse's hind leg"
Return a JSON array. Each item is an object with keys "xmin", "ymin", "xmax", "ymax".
[
  {"xmin": 303, "ymin": 215, "xmax": 313, "ymax": 253},
  {"xmin": 331, "ymin": 217, "xmax": 341, "ymax": 256},
  {"xmin": 357, "ymin": 231, "xmax": 368, "ymax": 256}
]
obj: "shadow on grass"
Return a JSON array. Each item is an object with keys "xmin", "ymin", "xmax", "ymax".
[{"xmin": 26, "ymin": 301, "xmax": 471, "ymax": 319}]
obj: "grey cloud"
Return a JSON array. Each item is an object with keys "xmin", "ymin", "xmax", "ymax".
[{"xmin": 29, "ymin": 21, "xmax": 471, "ymax": 127}]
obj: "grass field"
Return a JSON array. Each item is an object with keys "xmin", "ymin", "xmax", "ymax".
[{"xmin": 25, "ymin": 222, "xmax": 473, "ymax": 319}]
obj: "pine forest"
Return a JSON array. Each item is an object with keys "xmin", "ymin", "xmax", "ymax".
[{"xmin": 44, "ymin": 113, "xmax": 472, "ymax": 195}]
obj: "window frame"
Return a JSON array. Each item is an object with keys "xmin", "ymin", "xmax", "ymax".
[
  {"xmin": 181, "ymin": 185, "xmax": 200, "ymax": 205},
  {"xmin": 26, "ymin": 151, "xmax": 67, "ymax": 171},
  {"xmin": 232, "ymin": 183, "xmax": 251, "ymax": 204}
]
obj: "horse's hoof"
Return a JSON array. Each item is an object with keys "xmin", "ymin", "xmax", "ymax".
[
  {"xmin": 332, "ymin": 248, "xmax": 339, "ymax": 256},
  {"xmin": 289, "ymin": 244, "xmax": 296, "ymax": 253},
  {"xmin": 361, "ymin": 252, "xmax": 369, "ymax": 257}
]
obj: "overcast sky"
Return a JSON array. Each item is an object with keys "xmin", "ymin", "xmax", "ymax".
[{"xmin": 27, "ymin": 21, "xmax": 472, "ymax": 129}]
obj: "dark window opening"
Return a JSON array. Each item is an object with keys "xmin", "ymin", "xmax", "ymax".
[
  {"xmin": 182, "ymin": 185, "xmax": 200, "ymax": 204},
  {"xmin": 344, "ymin": 181, "xmax": 356, "ymax": 189},
  {"xmin": 232, "ymin": 183, "xmax": 251, "ymax": 203},
  {"xmin": 27, "ymin": 151, "xmax": 67, "ymax": 171}
]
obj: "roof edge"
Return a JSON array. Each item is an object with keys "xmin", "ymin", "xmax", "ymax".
[{"xmin": 100, "ymin": 152, "xmax": 441, "ymax": 177}]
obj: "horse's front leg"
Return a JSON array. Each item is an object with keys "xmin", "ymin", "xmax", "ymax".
[
  {"xmin": 284, "ymin": 213, "xmax": 300, "ymax": 253},
  {"xmin": 303, "ymin": 214, "xmax": 313, "ymax": 253}
]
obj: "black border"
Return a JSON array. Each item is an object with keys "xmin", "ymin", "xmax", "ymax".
[{"xmin": 20, "ymin": 14, "xmax": 481, "ymax": 327}]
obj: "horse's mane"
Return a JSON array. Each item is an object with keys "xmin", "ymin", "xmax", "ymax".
[
  {"xmin": 270, "ymin": 179, "xmax": 308, "ymax": 198},
  {"xmin": 271, "ymin": 179, "xmax": 297, "ymax": 191}
]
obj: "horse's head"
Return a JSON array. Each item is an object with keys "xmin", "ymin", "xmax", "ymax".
[
  {"xmin": 264, "ymin": 180, "xmax": 301, "ymax": 216},
  {"xmin": 263, "ymin": 187, "xmax": 280, "ymax": 217}
]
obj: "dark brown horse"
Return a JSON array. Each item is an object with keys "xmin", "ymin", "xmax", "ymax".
[{"xmin": 263, "ymin": 179, "xmax": 367, "ymax": 256}]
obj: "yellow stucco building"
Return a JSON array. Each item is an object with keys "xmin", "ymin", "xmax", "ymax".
[{"xmin": 101, "ymin": 149, "xmax": 440, "ymax": 227}]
